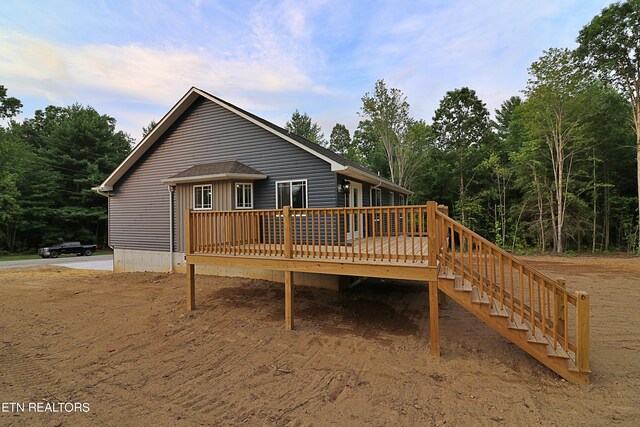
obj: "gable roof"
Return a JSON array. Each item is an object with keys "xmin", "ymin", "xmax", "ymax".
[
  {"xmin": 94, "ymin": 87, "xmax": 411, "ymax": 195},
  {"xmin": 160, "ymin": 161, "xmax": 267, "ymax": 185}
]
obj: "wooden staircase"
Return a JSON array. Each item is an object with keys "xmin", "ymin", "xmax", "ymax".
[{"xmin": 433, "ymin": 206, "xmax": 590, "ymax": 385}]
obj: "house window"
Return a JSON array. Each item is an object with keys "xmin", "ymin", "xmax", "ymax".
[
  {"xmin": 193, "ymin": 184, "xmax": 212, "ymax": 210},
  {"xmin": 390, "ymin": 192, "xmax": 395, "ymax": 206},
  {"xmin": 398, "ymin": 194, "xmax": 405, "ymax": 206},
  {"xmin": 235, "ymin": 183, "xmax": 253, "ymax": 209},
  {"xmin": 371, "ymin": 188, "xmax": 382, "ymax": 206},
  {"xmin": 276, "ymin": 180, "xmax": 307, "ymax": 209}
]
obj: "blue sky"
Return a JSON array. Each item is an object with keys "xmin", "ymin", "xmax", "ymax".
[{"xmin": 0, "ymin": 0, "xmax": 613, "ymax": 142}]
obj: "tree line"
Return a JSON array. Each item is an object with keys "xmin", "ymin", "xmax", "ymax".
[
  {"xmin": 285, "ymin": 1, "xmax": 640, "ymax": 254},
  {"xmin": 0, "ymin": 88, "xmax": 132, "ymax": 253}
]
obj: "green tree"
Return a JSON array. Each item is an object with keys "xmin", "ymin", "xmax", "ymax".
[
  {"xmin": 487, "ymin": 96, "xmax": 523, "ymax": 246},
  {"xmin": 432, "ymin": 87, "xmax": 492, "ymax": 224},
  {"xmin": 361, "ymin": 79, "xmax": 419, "ymax": 189},
  {"xmin": 0, "ymin": 85, "xmax": 22, "ymax": 120},
  {"xmin": 521, "ymin": 48, "xmax": 596, "ymax": 254},
  {"xmin": 5, "ymin": 104, "xmax": 132, "ymax": 250},
  {"xmin": 352, "ymin": 119, "xmax": 389, "ymax": 176},
  {"xmin": 576, "ymin": 0, "xmax": 640, "ymax": 251},
  {"xmin": 142, "ymin": 119, "xmax": 157, "ymax": 138},
  {"xmin": 285, "ymin": 110, "xmax": 325, "ymax": 145}
]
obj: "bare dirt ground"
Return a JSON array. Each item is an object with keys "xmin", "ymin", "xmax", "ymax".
[{"xmin": 0, "ymin": 256, "xmax": 638, "ymax": 426}]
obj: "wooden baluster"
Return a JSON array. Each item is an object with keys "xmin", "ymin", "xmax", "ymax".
[
  {"xmin": 478, "ymin": 240, "xmax": 484, "ymax": 297},
  {"xmin": 563, "ymin": 293, "xmax": 569, "ymax": 349},
  {"xmin": 323, "ymin": 211, "xmax": 328, "ymax": 258},
  {"xmin": 499, "ymin": 253, "xmax": 505, "ymax": 310},
  {"xmin": 554, "ymin": 279, "xmax": 566, "ymax": 350},
  {"xmin": 540, "ymin": 278, "xmax": 546, "ymax": 336},
  {"xmin": 419, "ymin": 207, "xmax": 424, "ymax": 263},
  {"xmin": 528, "ymin": 270, "xmax": 535, "ymax": 334},
  {"xmin": 509, "ymin": 258, "xmax": 514, "ymax": 321},
  {"xmin": 336, "ymin": 210, "xmax": 342, "ymax": 259},
  {"xmin": 402, "ymin": 207, "xmax": 406, "ymax": 262},
  {"xmin": 351, "ymin": 208, "xmax": 356, "ymax": 261},
  {"xmin": 489, "ymin": 246, "xmax": 496, "ymax": 307},
  {"xmin": 519, "ymin": 264, "xmax": 525, "ymax": 322},
  {"xmin": 467, "ymin": 232, "xmax": 473, "ymax": 285},
  {"xmin": 358, "ymin": 208, "xmax": 363, "ymax": 260},
  {"xmin": 395, "ymin": 208, "xmax": 399, "ymax": 262},
  {"xmin": 552, "ymin": 287, "xmax": 558, "ymax": 350},
  {"xmin": 364, "ymin": 210, "xmax": 369, "ymax": 261},
  {"xmin": 450, "ymin": 224, "xmax": 455, "ymax": 274},
  {"xmin": 387, "ymin": 209, "xmax": 392, "ymax": 262}
]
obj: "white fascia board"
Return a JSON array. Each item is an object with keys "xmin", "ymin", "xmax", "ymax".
[{"xmin": 161, "ymin": 173, "xmax": 268, "ymax": 185}]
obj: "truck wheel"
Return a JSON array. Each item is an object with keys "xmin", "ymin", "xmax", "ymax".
[
  {"xmin": 84, "ymin": 249, "xmax": 93, "ymax": 256},
  {"xmin": 50, "ymin": 251, "xmax": 59, "ymax": 258}
]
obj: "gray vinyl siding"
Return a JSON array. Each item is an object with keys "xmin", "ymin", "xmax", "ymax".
[{"xmin": 109, "ymin": 97, "xmax": 336, "ymax": 251}]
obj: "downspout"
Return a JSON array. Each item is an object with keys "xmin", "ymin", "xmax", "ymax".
[{"xmin": 168, "ymin": 185, "xmax": 175, "ymax": 273}]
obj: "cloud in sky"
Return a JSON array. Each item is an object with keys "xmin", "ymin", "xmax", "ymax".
[{"xmin": 0, "ymin": 0, "xmax": 614, "ymax": 141}]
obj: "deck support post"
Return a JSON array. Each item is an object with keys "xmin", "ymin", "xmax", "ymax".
[
  {"xmin": 285, "ymin": 271, "xmax": 294, "ymax": 330},
  {"xmin": 575, "ymin": 291, "xmax": 590, "ymax": 373},
  {"xmin": 283, "ymin": 206, "xmax": 294, "ymax": 330},
  {"xmin": 429, "ymin": 280, "xmax": 440, "ymax": 356},
  {"xmin": 187, "ymin": 263, "xmax": 195, "ymax": 311},
  {"xmin": 185, "ymin": 208, "xmax": 195, "ymax": 311}
]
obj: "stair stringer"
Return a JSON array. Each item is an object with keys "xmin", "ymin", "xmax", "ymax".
[{"xmin": 437, "ymin": 275, "xmax": 589, "ymax": 385}]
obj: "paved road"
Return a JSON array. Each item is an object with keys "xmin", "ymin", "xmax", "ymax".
[{"xmin": 0, "ymin": 254, "xmax": 113, "ymax": 271}]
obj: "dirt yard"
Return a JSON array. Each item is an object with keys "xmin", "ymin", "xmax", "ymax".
[{"xmin": 1, "ymin": 256, "xmax": 638, "ymax": 426}]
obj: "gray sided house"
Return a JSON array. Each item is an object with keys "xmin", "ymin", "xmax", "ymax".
[{"xmin": 95, "ymin": 87, "xmax": 411, "ymax": 287}]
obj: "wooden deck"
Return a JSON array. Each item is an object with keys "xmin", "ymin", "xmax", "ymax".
[{"xmin": 183, "ymin": 202, "xmax": 591, "ymax": 384}]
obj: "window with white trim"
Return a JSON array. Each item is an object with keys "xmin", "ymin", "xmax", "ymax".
[
  {"xmin": 276, "ymin": 180, "xmax": 307, "ymax": 209},
  {"xmin": 235, "ymin": 182, "xmax": 253, "ymax": 209},
  {"xmin": 371, "ymin": 188, "xmax": 382, "ymax": 206},
  {"xmin": 398, "ymin": 194, "xmax": 405, "ymax": 206},
  {"xmin": 193, "ymin": 184, "xmax": 212, "ymax": 210}
]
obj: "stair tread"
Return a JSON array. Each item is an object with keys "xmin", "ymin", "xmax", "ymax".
[
  {"xmin": 471, "ymin": 286, "xmax": 490, "ymax": 304},
  {"xmin": 507, "ymin": 318, "xmax": 529, "ymax": 331},
  {"xmin": 527, "ymin": 331, "xmax": 550, "ymax": 345},
  {"xmin": 547, "ymin": 343, "xmax": 571, "ymax": 359},
  {"xmin": 489, "ymin": 304, "xmax": 510, "ymax": 317}
]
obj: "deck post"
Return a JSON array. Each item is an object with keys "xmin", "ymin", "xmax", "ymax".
[
  {"xmin": 429, "ymin": 280, "xmax": 440, "ymax": 356},
  {"xmin": 185, "ymin": 209, "xmax": 195, "ymax": 310},
  {"xmin": 283, "ymin": 206, "xmax": 292, "ymax": 259},
  {"xmin": 283, "ymin": 206, "xmax": 294, "ymax": 330},
  {"xmin": 575, "ymin": 291, "xmax": 590, "ymax": 372},
  {"xmin": 426, "ymin": 201, "xmax": 437, "ymax": 267},
  {"xmin": 187, "ymin": 264, "xmax": 195, "ymax": 310},
  {"xmin": 436, "ymin": 204, "xmax": 448, "ymax": 309},
  {"xmin": 285, "ymin": 270, "xmax": 294, "ymax": 330}
]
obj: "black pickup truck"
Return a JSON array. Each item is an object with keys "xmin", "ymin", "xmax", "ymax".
[{"xmin": 38, "ymin": 242, "xmax": 98, "ymax": 258}]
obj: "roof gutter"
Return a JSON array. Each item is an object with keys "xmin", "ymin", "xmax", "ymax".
[
  {"xmin": 160, "ymin": 172, "xmax": 268, "ymax": 185},
  {"xmin": 337, "ymin": 166, "xmax": 413, "ymax": 195}
]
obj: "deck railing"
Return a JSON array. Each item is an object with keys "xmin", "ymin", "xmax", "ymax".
[
  {"xmin": 188, "ymin": 205, "xmax": 432, "ymax": 264},
  {"xmin": 433, "ymin": 209, "xmax": 590, "ymax": 372}
]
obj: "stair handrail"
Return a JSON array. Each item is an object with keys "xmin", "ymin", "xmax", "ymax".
[{"xmin": 433, "ymin": 208, "xmax": 590, "ymax": 374}]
